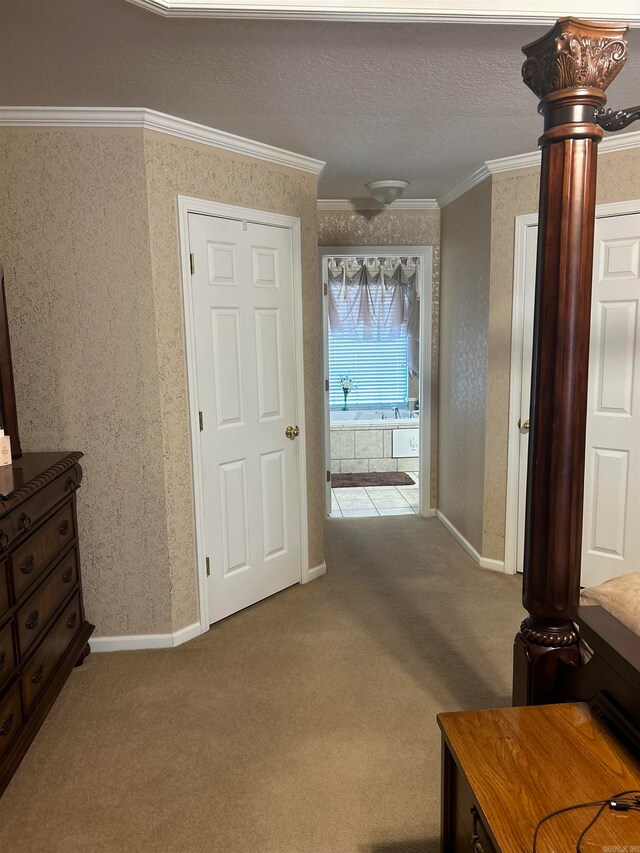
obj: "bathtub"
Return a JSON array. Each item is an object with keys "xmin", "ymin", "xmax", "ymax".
[
  {"xmin": 330, "ymin": 407, "xmax": 420, "ymax": 474},
  {"xmin": 330, "ymin": 407, "xmax": 418, "ymax": 426}
]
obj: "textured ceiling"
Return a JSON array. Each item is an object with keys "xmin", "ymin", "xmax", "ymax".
[{"xmin": 2, "ymin": 0, "xmax": 640, "ymax": 198}]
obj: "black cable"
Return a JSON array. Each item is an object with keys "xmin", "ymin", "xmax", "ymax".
[
  {"xmin": 532, "ymin": 800, "xmax": 609, "ymax": 852},
  {"xmin": 531, "ymin": 789, "xmax": 640, "ymax": 853},
  {"xmin": 575, "ymin": 789, "xmax": 640, "ymax": 853}
]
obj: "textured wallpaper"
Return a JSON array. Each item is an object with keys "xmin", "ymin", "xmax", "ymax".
[
  {"xmin": 439, "ymin": 180, "xmax": 492, "ymax": 554},
  {"xmin": 0, "ymin": 126, "xmax": 322, "ymax": 637},
  {"xmin": 143, "ymin": 131, "xmax": 322, "ymax": 632},
  {"xmin": 0, "ymin": 127, "xmax": 173, "ymax": 635},
  {"xmin": 318, "ymin": 208, "xmax": 440, "ymax": 506}
]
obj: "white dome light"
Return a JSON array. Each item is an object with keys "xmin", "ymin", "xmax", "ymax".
[{"xmin": 365, "ymin": 179, "xmax": 409, "ymax": 207}]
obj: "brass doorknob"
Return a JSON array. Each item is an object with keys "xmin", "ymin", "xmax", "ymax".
[
  {"xmin": 518, "ymin": 418, "xmax": 530, "ymax": 431},
  {"xmin": 285, "ymin": 425, "xmax": 300, "ymax": 439}
]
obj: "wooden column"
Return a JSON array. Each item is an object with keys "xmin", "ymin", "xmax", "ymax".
[{"xmin": 513, "ymin": 19, "xmax": 629, "ymax": 705}]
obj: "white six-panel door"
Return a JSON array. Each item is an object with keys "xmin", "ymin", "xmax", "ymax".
[
  {"xmin": 188, "ymin": 212, "xmax": 302, "ymax": 623},
  {"xmin": 515, "ymin": 211, "xmax": 640, "ymax": 584},
  {"xmin": 581, "ymin": 212, "xmax": 640, "ymax": 586}
]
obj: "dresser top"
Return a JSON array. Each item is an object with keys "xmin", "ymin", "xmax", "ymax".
[
  {"xmin": 438, "ymin": 702, "xmax": 640, "ymax": 851},
  {"xmin": 0, "ymin": 452, "xmax": 83, "ymax": 507}
]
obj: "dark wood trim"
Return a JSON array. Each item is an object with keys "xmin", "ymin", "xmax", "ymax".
[
  {"xmin": 513, "ymin": 18, "xmax": 630, "ymax": 705},
  {"xmin": 0, "ymin": 621, "xmax": 93, "ymax": 796},
  {"xmin": 0, "ymin": 452, "xmax": 82, "ymax": 514},
  {"xmin": 0, "ymin": 267, "xmax": 22, "ymax": 459}
]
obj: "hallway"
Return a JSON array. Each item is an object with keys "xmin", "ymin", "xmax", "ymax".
[{"xmin": 0, "ymin": 517, "xmax": 522, "ymax": 853}]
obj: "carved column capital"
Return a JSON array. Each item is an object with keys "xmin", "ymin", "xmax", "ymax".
[{"xmin": 522, "ymin": 18, "xmax": 628, "ymax": 116}]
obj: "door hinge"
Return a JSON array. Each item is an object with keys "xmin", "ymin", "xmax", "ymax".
[
  {"xmin": 199, "ymin": 411, "xmax": 204, "ymax": 431},
  {"xmin": 326, "ymin": 470, "xmax": 331, "ymax": 482},
  {"xmin": 323, "ymin": 282, "xmax": 328, "ymax": 296},
  {"xmin": 206, "ymin": 556, "xmax": 210, "ymax": 577},
  {"xmin": 325, "ymin": 379, "xmax": 329, "ymax": 392},
  {"xmin": 190, "ymin": 253, "xmax": 195, "ymax": 275}
]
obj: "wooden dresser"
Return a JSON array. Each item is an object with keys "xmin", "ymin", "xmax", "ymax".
[
  {"xmin": 438, "ymin": 703, "xmax": 640, "ymax": 852},
  {"xmin": 0, "ymin": 451, "xmax": 93, "ymax": 796}
]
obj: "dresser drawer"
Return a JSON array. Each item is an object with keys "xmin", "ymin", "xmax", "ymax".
[
  {"xmin": 0, "ymin": 467, "xmax": 80, "ymax": 555},
  {"xmin": 10, "ymin": 501, "xmax": 76, "ymax": 601},
  {"xmin": 0, "ymin": 682, "xmax": 23, "ymax": 759},
  {"xmin": 0, "ymin": 619, "xmax": 16, "ymax": 689},
  {"xmin": 0, "ymin": 560, "xmax": 8, "ymax": 616},
  {"xmin": 16, "ymin": 547, "xmax": 79, "ymax": 657},
  {"xmin": 22, "ymin": 593, "xmax": 81, "ymax": 714}
]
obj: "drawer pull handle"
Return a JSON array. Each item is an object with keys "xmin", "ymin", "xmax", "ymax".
[
  {"xmin": 31, "ymin": 663, "xmax": 44, "ymax": 684},
  {"xmin": 67, "ymin": 611, "xmax": 77, "ymax": 630},
  {"xmin": 0, "ymin": 712, "xmax": 14, "ymax": 737},
  {"xmin": 25, "ymin": 609, "xmax": 39, "ymax": 630},
  {"xmin": 0, "ymin": 532, "xmax": 8, "ymax": 551},
  {"xmin": 470, "ymin": 807, "xmax": 485, "ymax": 853},
  {"xmin": 0, "ymin": 650, "xmax": 5, "ymax": 670},
  {"xmin": 62, "ymin": 567, "xmax": 73, "ymax": 583},
  {"xmin": 20, "ymin": 555, "xmax": 34, "ymax": 575},
  {"xmin": 65, "ymin": 477, "xmax": 77, "ymax": 493},
  {"xmin": 58, "ymin": 520, "xmax": 69, "ymax": 536},
  {"xmin": 18, "ymin": 512, "xmax": 31, "ymax": 531}
]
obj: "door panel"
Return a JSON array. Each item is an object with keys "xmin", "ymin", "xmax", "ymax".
[
  {"xmin": 189, "ymin": 212, "xmax": 301, "ymax": 622},
  {"xmin": 517, "ymin": 211, "xmax": 640, "ymax": 585},
  {"xmin": 582, "ymin": 213, "xmax": 640, "ymax": 586}
]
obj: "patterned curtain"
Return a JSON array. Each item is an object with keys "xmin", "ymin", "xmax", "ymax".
[{"xmin": 327, "ymin": 256, "xmax": 420, "ymax": 377}]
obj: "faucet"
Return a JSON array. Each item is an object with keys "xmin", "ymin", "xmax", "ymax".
[{"xmin": 394, "ymin": 407, "xmax": 401, "ymax": 419}]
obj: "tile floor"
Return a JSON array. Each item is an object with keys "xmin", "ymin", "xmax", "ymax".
[{"xmin": 329, "ymin": 472, "xmax": 420, "ymax": 517}]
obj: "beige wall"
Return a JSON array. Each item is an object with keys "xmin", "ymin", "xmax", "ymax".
[
  {"xmin": 482, "ymin": 147, "xmax": 640, "ymax": 561},
  {"xmin": 439, "ymin": 180, "xmax": 492, "ymax": 554},
  {"xmin": 0, "ymin": 126, "xmax": 322, "ymax": 637},
  {"xmin": 318, "ymin": 208, "xmax": 440, "ymax": 505}
]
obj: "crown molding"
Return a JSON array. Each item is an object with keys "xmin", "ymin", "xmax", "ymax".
[
  {"xmin": 317, "ymin": 198, "xmax": 439, "ymax": 211},
  {"xmin": 0, "ymin": 106, "xmax": 326, "ymax": 177},
  {"xmin": 439, "ymin": 129, "xmax": 640, "ymax": 206},
  {"xmin": 437, "ymin": 165, "xmax": 490, "ymax": 208},
  {"xmin": 125, "ymin": 0, "xmax": 640, "ymax": 24}
]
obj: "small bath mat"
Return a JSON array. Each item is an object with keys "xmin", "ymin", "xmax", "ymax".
[{"xmin": 332, "ymin": 472, "xmax": 415, "ymax": 488}]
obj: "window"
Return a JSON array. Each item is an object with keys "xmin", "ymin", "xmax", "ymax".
[{"xmin": 328, "ymin": 332, "xmax": 409, "ymax": 407}]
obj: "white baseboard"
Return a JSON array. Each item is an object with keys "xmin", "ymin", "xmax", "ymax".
[
  {"xmin": 302, "ymin": 561, "xmax": 327, "ymax": 583},
  {"xmin": 90, "ymin": 620, "xmax": 202, "ymax": 653},
  {"xmin": 422, "ymin": 507, "xmax": 437, "ymax": 517},
  {"xmin": 436, "ymin": 510, "xmax": 505, "ymax": 573}
]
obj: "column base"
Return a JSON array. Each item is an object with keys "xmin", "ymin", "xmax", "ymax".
[{"xmin": 512, "ymin": 617, "xmax": 581, "ymax": 706}]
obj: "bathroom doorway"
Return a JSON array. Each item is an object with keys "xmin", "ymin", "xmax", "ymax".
[{"xmin": 321, "ymin": 247, "xmax": 433, "ymax": 518}]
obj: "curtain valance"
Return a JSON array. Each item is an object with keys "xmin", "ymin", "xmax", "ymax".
[{"xmin": 327, "ymin": 256, "xmax": 420, "ymax": 377}]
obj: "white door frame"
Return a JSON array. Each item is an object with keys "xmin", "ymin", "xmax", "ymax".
[
  {"xmin": 505, "ymin": 199, "xmax": 640, "ymax": 574},
  {"xmin": 178, "ymin": 196, "xmax": 310, "ymax": 632},
  {"xmin": 320, "ymin": 245, "xmax": 434, "ymax": 517}
]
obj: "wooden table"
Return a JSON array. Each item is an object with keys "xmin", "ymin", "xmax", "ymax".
[{"xmin": 437, "ymin": 703, "xmax": 640, "ymax": 852}]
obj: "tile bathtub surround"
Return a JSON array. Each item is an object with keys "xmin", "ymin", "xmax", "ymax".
[
  {"xmin": 331, "ymin": 429, "xmax": 355, "ymax": 460},
  {"xmin": 330, "ymin": 422, "xmax": 419, "ymax": 474},
  {"xmin": 330, "ymin": 474, "xmax": 419, "ymax": 517},
  {"xmin": 354, "ymin": 429, "xmax": 384, "ymax": 459}
]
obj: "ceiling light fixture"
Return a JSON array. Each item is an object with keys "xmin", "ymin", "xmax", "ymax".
[{"xmin": 365, "ymin": 179, "xmax": 409, "ymax": 208}]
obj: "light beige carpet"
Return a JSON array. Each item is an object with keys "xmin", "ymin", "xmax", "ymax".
[{"xmin": 0, "ymin": 517, "xmax": 523, "ymax": 852}]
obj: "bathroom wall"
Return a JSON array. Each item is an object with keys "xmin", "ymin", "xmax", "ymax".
[
  {"xmin": 318, "ymin": 207, "xmax": 440, "ymax": 506},
  {"xmin": 0, "ymin": 125, "xmax": 322, "ymax": 637}
]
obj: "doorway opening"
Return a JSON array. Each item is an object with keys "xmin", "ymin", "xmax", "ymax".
[{"xmin": 321, "ymin": 246, "xmax": 433, "ymax": 519}]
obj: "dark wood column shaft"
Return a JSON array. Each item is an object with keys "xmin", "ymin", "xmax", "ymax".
[
  {"xmin": 524, "ymin": 132, "xmax": 600, "ymax": 619},
  {"xmin": 513, "ymin": 18, "xmax": 629, "ymax": 705}
]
